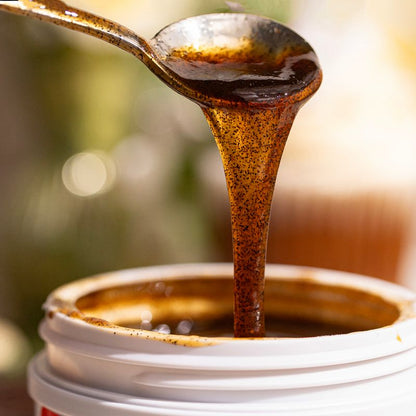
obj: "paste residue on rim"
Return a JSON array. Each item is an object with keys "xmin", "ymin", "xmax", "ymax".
[{"xmin": 44, "ymin": 273, "xmax": 414, "ymax": 347}]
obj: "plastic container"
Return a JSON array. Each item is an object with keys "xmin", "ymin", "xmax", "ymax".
[{"xmin": 28, "ymin": 263, "xmax": 416, "ymax": 415}]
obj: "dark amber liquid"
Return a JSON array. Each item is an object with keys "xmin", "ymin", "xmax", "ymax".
[
  {"xmin": 163, "ymin": 46, "xmax": 321, "ymax": 337},
  {"xmin": 0, "ymin": 1, "xmax": 322, "ymax": 337},
  {"xmin": 163, "ymin": 44, "xmax": 320, "ymax": 106},
  {"xmin": 123, "ymin": 315, "xmax": 360, "ymax": 338}
]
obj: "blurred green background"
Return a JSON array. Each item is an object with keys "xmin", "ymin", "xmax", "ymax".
[{"xmin": 1, "ymin": 0, "xmax": 416, "ymax": 392}]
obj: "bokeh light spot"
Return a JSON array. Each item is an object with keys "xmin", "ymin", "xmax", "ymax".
[{"xmin": 62, "ymin": 151, "xmax": 116, "ymax": 197}]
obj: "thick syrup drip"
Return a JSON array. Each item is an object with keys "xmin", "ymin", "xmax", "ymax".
[{"xmin": 164, "ymin": 47, "xmax": 321, "ymax": 336}]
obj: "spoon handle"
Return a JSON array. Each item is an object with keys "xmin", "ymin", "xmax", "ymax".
[
  {"xmin": 0, "ymin": 0, "xmax": 154, "ymax": 62},
  {"xmin": 0, "ymin": 0, "xmax": 197, "ymax": 119}
]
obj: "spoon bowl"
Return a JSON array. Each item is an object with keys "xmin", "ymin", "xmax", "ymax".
[{"xmin": 152, "ymin": 13, "xmax": 322, "ymax": 107}]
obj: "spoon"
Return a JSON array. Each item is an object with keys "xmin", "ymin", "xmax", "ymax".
[{"xmin": 0, "ymin": 0, "xmax": 322, "ymax": 107}]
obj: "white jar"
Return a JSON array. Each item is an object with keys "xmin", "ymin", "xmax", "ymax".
[{"xmin": 28, "ymin": 263, "xmax": 416, "ymax": 415}]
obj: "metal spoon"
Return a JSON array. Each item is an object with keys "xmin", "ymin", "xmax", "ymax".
[{"xmin": 0, "ymin": 0, "xmax": 321, "ymax": 105}]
